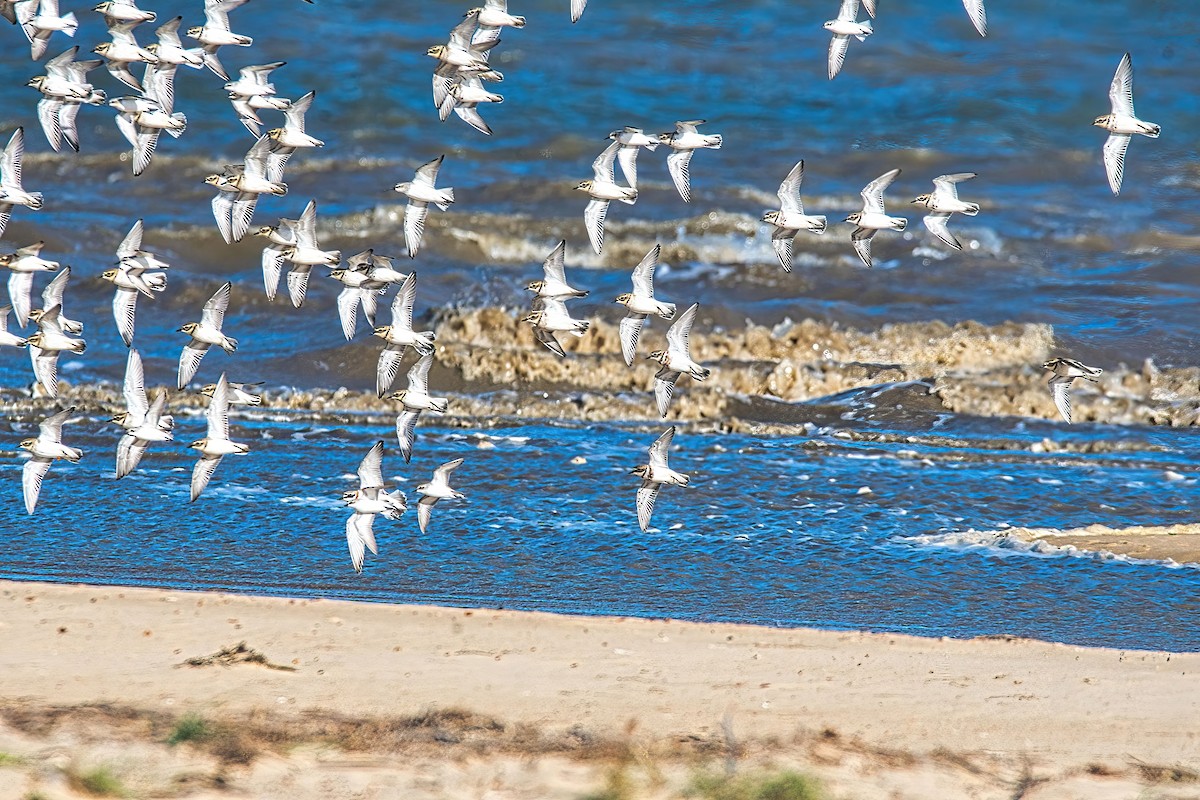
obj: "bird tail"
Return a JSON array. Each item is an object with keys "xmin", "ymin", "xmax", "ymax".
[
  {"xmin": 619, "ymin": 190, "xmax": 638, "ymax": 205},
  {"xmin": 435, "ymin": 188, "xmax": 454, "ymax": 211},
  {"xmin": 27, "ymin": 192, "xmax": 43, "ymax": 210},
  {"xmin": 60, "ymin": 11, "xmax": 78, "ymax": 34},
  {"xmin": 661, "ymin": 303, "xmax": 677, "ymax": 320},
  {"xmin": 812, "ymin": 215, "xmax": 828, "ymax": 233},
  {"xmin": 222, "ymin": 336, "xmax": 238, "ymax": 353},
  {"xmin": 415, "ymin": 333, "xmax": 436, "ymax": 355},
  {"xmin": 572, "ymin": 320, "xmax": 590, "ymax": 337},
  {"xmin": 66, "ymin": 447, "xmax": 83, "ymax": 463},
  {"xmin": 433, "ymin": 399, "xmax": 449, "ymax": 414},
  {"xmin": 856, "ymin": 19, "xmax": 872, "ymax": 39},
  {"xmin": 693, "ymin": 366, "xmax": 711, "ymax": 381},
  {"xmin": 167, "ymin": 112, "xmax": 187, "ymax": 138},
  {"xmin": 707, "ymin": 134, "xmax": 723, "ymax": 149},
  {"xmin": 892, "ymin": 218, "xmax": 907, "ymax": 231}
]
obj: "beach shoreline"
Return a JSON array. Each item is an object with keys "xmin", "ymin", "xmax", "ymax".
[{"xmin": 2, "ymin": 578, "xmax": 1199, "ymax": 799}]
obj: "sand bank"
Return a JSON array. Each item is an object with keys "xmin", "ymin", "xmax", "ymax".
[
  {"xmin": 1009, "ymin": 523, "xmax": 1200, "ymax": 564},
  {"xmin": 1, "ymin": 580, "xmax": 1198, "ymax": 799}
]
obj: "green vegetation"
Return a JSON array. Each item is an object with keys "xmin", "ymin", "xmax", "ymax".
[
  {"xmin": 686, "ymin": 771, "xmax": 826, "ymax": 800},
  {"xmin": 69, "ymin": 765, "xmax": 126, "ymax": 797},
  {"xmin": 0, "ymin": 751, "xmax": 26, "ymax": 767},
  {"xmin": 167, "ymin": 713, "xmax": 212, "ymax": 746},
  {"xmin": 579, "ymin": 764, "xmax": 636, "ymax": 800}
]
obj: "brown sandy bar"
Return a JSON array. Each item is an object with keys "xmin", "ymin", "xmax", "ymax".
[
  {"xmin": 1009, "ymin": 523, "xmax": 1200, "ymax": 564},
  {"xmin": 2, "ymin": 579, "xmax": 1198, "ymax": 771}
]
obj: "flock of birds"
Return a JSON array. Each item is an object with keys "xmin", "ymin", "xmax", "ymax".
[{"xmin": 0, "ymin": 0, "xmax": 1165, "ymax": 573}]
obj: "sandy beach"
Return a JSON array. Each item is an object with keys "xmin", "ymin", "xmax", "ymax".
[{"xmin": 1, "ymin": 580, "xmax": 1198, "ymax": 799}]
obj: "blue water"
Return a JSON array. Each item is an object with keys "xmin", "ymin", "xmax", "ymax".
[{"xmin": 1, "ymin": 0, "xmax": 1199, "ymax": 650}]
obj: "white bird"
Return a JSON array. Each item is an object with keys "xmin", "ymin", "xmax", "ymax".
[
  {"xmin": 526, "ymin": 240, "xmax": 588, "ymax": 299},
  {"xmin": 266, "ymin": 200, "xmax": 340, "ymax": 307},
  {"xmin": 329, "ymin": 256, "xmax": 388, "ymax": 341},
  {"xmin": 574, "ymin": 140, "xmax": 637, "ymax": 255},
  {"xmin": 342, "ymin": 440, "xmax": 407, "ymax": 574},
  {"xmin": 0, "ymin": 305, "xmax": 28, "ymax": 349},
  {"xmin": 1093, "ymin": 53, "xmax": 1160, "ymax": 196},
  {"xmin": 28, "ymin": 47, "xmax": 106, "ymax": 153},
  {"xmin": 845, "ymin": 168, "xmax": 906, "ymax": 268},
  {"xmin": 416, "ymin": 458, "xmax": 465, "ymax": 534},
  {"xmin": 206, "ymin": 135, "xmax": 288, "ymax": 243},
  {"xmin": 113, "ymin": 348, "xmax": 173, "ymax": 479},
  {"xmin": 94, "ymin": 18, "xmax": 158, "ymax": 92},
  {"xmin": 94, "ymin": 0, "xmax": 155, "ymax": 27},
  {"xmin": 266, "ymin": 91, "xmax": 322, "ymax": 181},
  {"xmin": 824, "ymin": 0, "xmax": 872, "ymax": 80},
  {"xmin": 201, "ymin": 380, "xmax": 261, "ymax": 406},
  {"xmin": 20, "ymin": 405, "xmax": 82, "ymax": 514},
  {"xmin": 607, "ymin": 126, "xmax": 659, "ymax": 190},
  {"xmin": 445, "ymin": 74, "xmax": 502, "ymax": 135},
  {"xmin": 630, "ymin": 426, "xmax": 690, "ymax": 532},
  {"xmin": 1043, "ymin": 357, "xmax": 1103, "ymax": 425},
  {"xmin": 521, "ymin": 295, "xmax": 590, "ymax": 358},
  {"xmin": 911, "ymin": 172, "xmax": 979, "ymax": 251},
  {"xmin": 30, "ymin": 265, "xmax": 82, "ymax": 334},
  {"xmin": 26, "ymin": 304, "xmax": 85, "ymax": 399},
  {"xmin": 1, "ymin": 240, "xmax": 58, "ymax": 327},
  {"xmin": 615, "ymin": 244, "xmax": 676, "ymax": 367},
  {"xmin": 146, "ymin": 16, "xmax": 204, "ymax": 70},
  {"xmin": 761, "ymin": 160, "xmax": 828, "ymax": 272},
  {"xmin": 20, "ymin": 0, "xmax": 78, "ymax": 61},
  {"xmin": 0, "ymin": 128, "xmax": 44, "ymax": 239},
  {"xmin": 387, "ymin": 352, "xmax": 449, "ymax": 463},
  {"xmin": 647, "ymin": 303, "xmax": 710, "ymax": 418},
  {"xmin": 962, "ymin": 0, "xmax": 986, "ymax": 36},
  {"xmin": 104, "ymin": 220, "xmax": 167, "ymax": 346},
  {"xmin": 658, "ymin": 120, "xmax": 722, "ymax": 203},
  {"xmin": 187, "ymin": 0, "xmax": 253, "ymax": 81},
  {"xmin": 472, "ymin": 0, "xmax": 524, "ymax": 34},
  {"xmin": 225, "ymin": 61, "xmax": 286, "ymax": 136},
  {"xmin": 374, "ymin": 272, "xmax": 436, "ymax": 398},
  {"xmin": 189, "ymin": 373, "xmax": 249, "ymax": 501},
  {"xmin": 394, "ymin": 155, "xmax": 454, "ymax": 259},
  {"xmin": 177, "ymin": 281, "xmax": 237, "ymax": 390}
]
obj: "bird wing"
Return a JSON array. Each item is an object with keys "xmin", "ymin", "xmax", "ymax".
[
  {"xmin": 40, "ymin": 266, "xmax": 69, "ymax": 311},
  {"xmin": 407, "ymin": 351, "xmax": 434, "ymax": 395},
  {"xmin": 861, "ymin": 168, "xmax": 900, "ymax": 214},
  {"xmin": 414, "ymin": 154, "xmax": 444, "ymax": 188},
  {"xmin": 241, "ymin": 134, "xmax": 273, "ymax": 180},
  {"xmin": 38, "ymin": 406, "xmax": 74, "ymax": 442},
  {"xmin": 376, "ymin": 344, "xmax": 407, "ymax": 398},
  {"xmin": 1050, "ymin": 377, "xmax": 1073, "ymax": 424},
  {"xmin": 285, "ymin": 266, "xmax": 310, "ymax": 308},
  {"xmin": 433, "ymin": 458, "xmax": 464, "ymax": 485},
  {"xmin": 666, "ymin": 302, "xmax": 698, "ymax": 355},
  {"xmin": 391, "ymin": 271, "xmax": 417, "ymax": 330},
  {"xmin": 261, "ymin": 245, "xmax": 285, "ymax": 301},
  {"xmin": 190, "ymin": 454, "xmax": 222, "ymax": 502},
  {"xmin": 615, "ymin": 144, "xmax": 640, "ymax": 189},
  {"xmin": 132, "ymin": 129, "xmax": 160, "ymax": 177},
  {"xmin": 36, "ymin": 97, "xmax": 63, "ymax": 152},
  {"xmin": 177, "ymin": 341, "xmax": 210, "ymax": 389},
  {"xmin": 155, "ymin": 14, "xmax": 183, "ymax": 46},
  {"xmin": 201, "ymin": 281, "xmax": 231, "ymax": 328},
  {"xmin": 345, "ymin": 514, "xmax": 371, "ymax": 573},
  {"xmin": 654, "ymin": 370, "xmax": 681, "ymax": 418},
  {"xmin": 417, "ymin": 496, "xmax": 435, "ymax": 534},
  {"xmin": 931, "ymin": 172, "xmax": 975, "ymax": 202},
  {"xmin": 32, "ymin": 348, "xmax": 60, "ymax": 398},
  {"xmin": 115, "ymin": 433, "xmax": 147, "ymax": 479},
  {"xmin": 206, "ymin": 373, "xmax": 231, "ymax": 439},
  {"xmin": 116, "ymin": 218, "xmax": 144, "ymax": 258},
  {"xmin": 858, "ymin": 0, "xmax": 876, "ymax": 18},
  {"xmin": 533, "ymin": 327, "xmax": 565, "ymax": 357},
  {"xmin": 850, "ymin": 226, "xmax": 876, "ymax": 267},
  {"xmin": 777, "ymin": 160, "xmax": 806, "ymax": 214},
  {"xmin": 618, "ymin": 313, "xmax": 646, "ymax": 367},
  {"xmin": 922, "ymin": 213, "xmax": 961, "ymax": 250},
  {"xmin": 827, "ymin": 34, "xmax": 850, "ymax": 81},
  {"xmin": 58, "ymin": 102, "xmax": 81, "ymax": 153},
  {"xmin": 7, "ymin": 271, "xmax": 34, "ymax": 326},
  {"xmin": 231, "ymin": 192, "xmax": 260, "ymax": 244},
  {"xmin": 357, "ymin": 440, "xmax": 385, "ymax": 489},
  {"xmin": 1109, "ymin": 52, "xmax": 1135, "ymax": 118},
  {"xmin": 591, "ymin": 140, "xmax": 620, "ymax": 183},
  {"xmin": 284, "ymin": 90, "xmax": 313, "ymax": 133},
  {"xmin": 447, "ymin": 11, "xmax": 478, "ymax": 50},
  {"xmin": 1102, "ymin": 133, "xmax": 1130, "ymax": 196},
  {"xmin": 395, "ymin": 409, "xmax": 419, "ymax": 463},
  {"xmin": 22, "ymin": 457, "xmax": 51, "ymax": 514},
  {"xmin": 122, "ymin": 347, "xmax": 148, "ymax": 419},
  {"xmin": 404, "ymin": 201, "xmax": 429, "ymax": 259},
  {"xmin": 541, "ymin": 239, "xmax": 568, "ymax": 286},
  {"xmin": 3, "ymin": 127, "xmax": 25, "ymax": 189},
  {"xmin": 648, "ymin": 425, "xmax": 675, "ymax": 469},
  {"xmin": 770, "ymin": 227, "xmax": 796, "ymax": 273},
  {"xmin": 583, "ymin": 198, "xmax": 608, "ymax": 255},
  {"xmin": 570, "ymin": 0, "xmax": 587, "ymax": 22},
  {"xmin": 665, "ymin": 148, "xmax": 694, "ymax": 203},
  {"xmin": 211, "ymin": 191, "xmax": 235, "ymax": 244},
  {"xmin": 630, "ymin": 243, "xmax": 659, "ymax": 296},
  {"xmin": 962, "ymin": 0, "xmax": 986, "ymax": 36},
  {"xmin": 336, "ymin": 287, "xmax": 361, "ymax": 340},
  {"xmin": 635, "ymin": 480, "xmax": 660, "ymax": 532},
  {"xmin": 294, "ymin": 199, "xmax": 318, "ymax": 248}
]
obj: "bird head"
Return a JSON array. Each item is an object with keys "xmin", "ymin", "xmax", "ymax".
[
  {"xmin": 266, "ymin": 127, "xmax": 284, "ymax": 141},
  {"xmin": 525, "ymin": 280, "xmax": 544, "ymax": 293},
  {"xmin": 646, "ymin": 349, "xmax": 666, "ymax": 364},
  {"xmin": 910, "ymin": 194, "xmax": 931, "ymax": 205},
  {"xmin": 629, "ymin": 464, "xmax": 651, "ymax": 478},
  {"xmin": 574, "ymin": 180, "xmax": 593, "ymax": 192},
  {"xmin": 761, "ymin": 210, "xmax": 780, "ymax": 224},
  {"xmin": 178, "ymin": 322, "xmax": 197, "ymax": 335},
  {"xmin": 110, "ymin": 411, "xmax": 129, "ymax": 426},
  {"xmin": 822, "ymin": 20, "xmax": 836, "ymax": 31},
  {"xmin": 253, "ymin": 225, "xmax": 275, "ymax": 238},
  {"xmin": 185, "ymin": 25, "xmax": 203, "ymax": 38},
  {"xmin": 199, "ymin": 384, "xmax": 216, "ymax": 398},
  {"xmin": 1093, "ymin": 115, "xmax": 1111, "ymax": 128},
  {"xmin": 19, "ymin": 438, "xmax": 36, "ymax": 452},
  {"xmin": 520, "ymin": 311, "xmax": 542, "ymax": 325},
  {"xmin": 26, "ymin": 76, "xmax": 45, "ymax": 90},
  {"xmin": 844, "ymin": 211, "xmax": 862, "ymax": 224},
  {"xmin": 614, "ymin": 292, "xmax": 633, "ymax": 304},
  {"xmin": 203, "ymin": 174, "xmax": 223, "ymax": 186},
  {"xmin": 329, "ymin": 269, "xmax": 346, "ymax": 280},
  {"xmin": 28, "ymin": 308, "xmax": 44, "ymax": 323},
  {"xmin": 144, "ymin": 42, "xmax": 159, "ymax": 55},
  {"xmin": 93, "ymin": 43, "xmax": 111, "ymax": 55},
  {"xmin": 101, "ymin": 268, "xmax": 118, "ymax": 281},
  {"xmin": 388, "ymin": 390, "xmax": 408, "ymax": 403},
  {"xmin": 426, "ymin": 45, "xmax": 445, "ymax": 59},
  {"xmin": 189, "ymin": 438, "xmax": 206, "ymax": 449},
  {"xmin": 340, "ymin": 489, "xmax": 359, "ymax": 504},
  {"xmin": 25, "ymin": 332, "xmax": 43, "ymax": 347},
  {"xmin": 371, "ymin": 325, "xmax": 390, "ymax": 339}
]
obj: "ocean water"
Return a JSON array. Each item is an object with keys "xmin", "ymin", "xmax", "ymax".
[{"xmin": 1, "ymin": 0, "xmax": 1199, "ymax": 650}]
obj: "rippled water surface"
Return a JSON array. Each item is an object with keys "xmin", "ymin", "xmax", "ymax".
[{"xmin": 1, "ymin": 0, "xmax": 1199, "ymax": 649}]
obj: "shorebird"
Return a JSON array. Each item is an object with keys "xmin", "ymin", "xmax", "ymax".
[
  {"xmin": 20, "ymin": 0, "xmax": 78, "ymax": 60},
  {"xmin": 20, "ymin": 406, "xmax": 82, "ymax": 514},
  {"xmin": 648, "ymin": 303, "xmax": 710, "ymax": 418},
  {"xmin": 416, "ymin": 458, "xmax": 465, "ymax": 534},
  {"xmin": 615, "ymin": 244, "xmax": 676, "ymax": 367},
  {"xmin": 1094, "ymin": 53, "xmax": 1160, "ymax": 196},
  {"xmin": 206, "ymin": 135, "xmax": 287, "ymax": 243},
  {"xmin": 94, "ymin": 0, "xmax": 155, "ymax": 26},
  {"xmin": 0, "ymin": 128, "xmax": 44, "ymax": 239},
  {"xmin": 268, "ymin": 200, "xmax": 340, "ymax": 308},
  {"xmin": 1043, "ymin": 357, "xmax": 1103, "ymax": 424},
  {"xmin": 94, "ymin": 18, "xmax": 158, "ymax": 91},
  {"xmin": 575, "ymin": 140, "xmax": 637, "ymax": 255},
  {"xmin": 28, "ymin": 47, "xmax": 106, "ymax": 153},
  {"xmin": 105, "ymin": 219, "xmax": 168, "ymax": 345},
  {"xmin": 266, "ymin": 91, "xmax": 322, "ymax": 180},
  {"xmin": 631, "ymin": 426, "xmax": 690, "ymax": 532},
  {"xmin": 342, "ymin": 441, "xmax": 407, "ymax": 574},
  {"xmin": 395, "ymin": 155, "xmax": 454, "ymax": 259},
  {"xmin": 189, "ymin": 372, "xmax": 249, "ymax": 502},
  {"xmin": 113, "ymin": 348, "xmax": 173, "ymax": 479},
  {"xmin": 187, "ymin": 0, "xmax": 253, "ymax": 81},
  {"xmin": 658, "ymin": 120, "xmax": 722, "ymax": 203},
  {"xmin": 824, "ymin": 0, "xmax": 872, "ymax": 80},
  {"xmin": 522, "ymin": 295, "xmax": 590, "ymax": 358},
  {"xmin": 177, "ymin": 281, "xmax": 237, "ymax": 389},
  {"xmin": 374, "ymin": 272, "xmax": 436, "ymax": 398},
  {"xmin": 27, "ymin": 305, "xmax": 85, "ymax": 399},
  {"xmin": 445, "ymin": 74, "xmax": 502, "ymax": 135},
  {"xmin": 387, "ymin": 352, "xmax": 448, "ymax": 463},
  {"xmin": 762, "ymin": 160, "xmax": 828, "ymax": 272},
  {"xmin": 607, "ymin": 126, "xmax": 658, "ymax": 189},
  {"xmin": 472, "ymin": 0, "xmax": 525, "ymax": 37},
  {"xmin": 1, "ymin": 240, "xmax": 59, "ymax": 326},
  {"xmin": 146, "ymin": 16, "xmax": 204, "ymax": 70},
  {"xmin": 226, "ymin": 61, "xmax": 288, "ymax": 136},
  {"xmin": 30, "ymin": 266, "xmax": 82, "ymax": 334},
  {"xmin": 330, "ymin": 252, "xmax": 390, "ymax": 340},
  {"xmin": 527, "ymin": 240, "xmax": 588, "ymax": 299},
  {"xmin": 201, "ymin": 380, "xmax": 261, "ymax": 406},
  {"xmin": 110, "ymin": 64, "xmax": 187, "ymax": 177},
  {"xmin": 911, "ymin": 172, "xmax": 979, "ymax": 251},
  {"xmin": 846, "ymin": 168, "xmax": 906, "ymax": 268}
]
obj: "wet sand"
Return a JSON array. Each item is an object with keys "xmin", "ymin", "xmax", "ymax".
[
  {"xmin": 1, "ymin": 579, "xmax": 1199, "ymax": 799},
  {"xmin": 1010, "ymin": 523, "xmax": 1200, "ymax": 564}
]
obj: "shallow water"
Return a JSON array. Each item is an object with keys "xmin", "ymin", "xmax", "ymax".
[{"xmin": 1, "ymin": 0, "xmax": 1199, "ymax": 650}]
